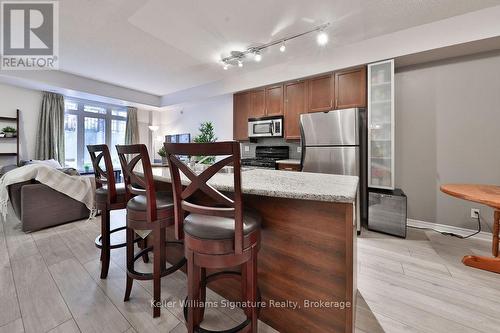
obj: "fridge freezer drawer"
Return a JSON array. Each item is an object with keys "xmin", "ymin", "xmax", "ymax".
[
  {"xmin": 368, "ymin": 190, "xmax": 407, "ymax": 238},
  {"xmin": 302, "ymin": 146, "xmax": 359, "ymax": 175}
]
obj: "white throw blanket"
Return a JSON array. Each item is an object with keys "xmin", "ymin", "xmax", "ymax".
[{"xmin": 0, "ymin": 164, "xmax": 96, "ymax": 219}]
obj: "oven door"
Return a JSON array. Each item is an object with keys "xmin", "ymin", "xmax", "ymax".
[{"xmin": 248, "ymin": 120, "xmax": 274, "ymax": 137}]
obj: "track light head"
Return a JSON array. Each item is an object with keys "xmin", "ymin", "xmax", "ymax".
[
  {"xmin": 279, "ymin": 42, "xmax": 286, "ymax": 52},
  {"xmin": 317, "ymin": 31, "xmax": 328, "ymax": 46},
  {"xmin": 254, "ymin": 50, "xmax": 262, "ymax": 62}
]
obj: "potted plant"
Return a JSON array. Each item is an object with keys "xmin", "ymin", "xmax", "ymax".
[
  {"xmin": 193, "ymin": 121, "xmax": 217, "ymax": 164},
  {"xmin": 2, "ymin": 126, "xmax": 17, "ymax": 138},
  {"xmin": 84, "ymin": 163, "xmax": 91, "ymax": 173},
  {"xmin": 158, "ymin": 146, "xmax": 168, "ymax": 165}
]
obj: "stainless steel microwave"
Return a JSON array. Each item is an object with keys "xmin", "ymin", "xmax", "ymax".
[{"xmin": 248, "ymin": 116, "xmax": 283, "ymax": 138}]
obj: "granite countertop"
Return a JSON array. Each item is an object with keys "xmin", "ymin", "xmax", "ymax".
[
  {"xmin": 275, "ymin": 159, "xmax": 301, "ymax": 165},
  {"xmin": 150, "ymin": 167, "xmax": 358, "ymax": 203}
]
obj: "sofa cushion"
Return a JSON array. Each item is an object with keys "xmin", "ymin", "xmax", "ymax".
[{"xmin": 0, "ymin": 164, "xmax": 18, "ymax": 177}]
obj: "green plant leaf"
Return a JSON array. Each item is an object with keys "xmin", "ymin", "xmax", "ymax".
[
  {"xmin": 193, "ymin": 121, "xmax": 217, "ymax": 163},
  {"xmin": 157, "ymin": 146, "xmax": 166, "ymax": 157},
  {"xmin": 2, "ymin": 126, "xmax": 16, "ymax": 133}
]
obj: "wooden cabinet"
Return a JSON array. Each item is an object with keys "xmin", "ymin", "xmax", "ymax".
[
  {"xmin": 334, "ymin": 66, "xmax": 367, "ymax": 109},
  {"xmin": 284, "ymin": 80, "xmax": 307, "ymax": 140},
  {"xmin": 308, "ymin": 74, "xmax": 334, "ymax": 112},
  {"xmin": 233, "ymin": 92, "xmax": 251, "ymax": 141},
  {"xmin": 265, "ymin": 84, "xmax": 284, "ymax": 116},
  {"xmin": 277, "ymin": 162, "xmax": 301, "ymax": 171},
  {"xmin": 249, "ymin": 89, "xmax": 266, "ymax": 119}
]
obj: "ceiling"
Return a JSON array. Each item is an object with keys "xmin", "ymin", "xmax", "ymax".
[{"xmin": 51, "ymin": 0, "xmax": 500, "ymax": 95}]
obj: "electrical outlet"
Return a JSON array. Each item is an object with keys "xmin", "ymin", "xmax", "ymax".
[
  {"xmin": 244, "ymin": 145, "xmax": 250, "ymax": 152},
  {"xmin": 297, "ymin": 146, "xmax": 302, "ymax": 153},
  {"xmin": 471, "ymin": 208, "xmax": 480, "ymax": 218}
]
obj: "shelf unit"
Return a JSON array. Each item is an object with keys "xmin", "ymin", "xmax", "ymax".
[
  {"xmin": 368, "ymin": 60, "xmax": 394, "ymax": 190},
  {"xmin": 0, "ymin": 109, "xmax": 20, "ymax": 165}
]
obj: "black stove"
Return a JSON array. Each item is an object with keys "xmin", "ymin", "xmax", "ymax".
[{"xmin": 241, "ymin": 146, "xmax": 289, "ymax": 169}]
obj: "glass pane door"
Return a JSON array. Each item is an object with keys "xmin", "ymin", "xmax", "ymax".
[
  {"xmin": 368, "ymin": 59, "xmax": 394, "ymax": 189},
  {"xmin": 64, "ymin": 114, "xmax": 78, "ymax": 168},
  {"xmin": 84, "ymin": 117, "xmax": 106, "ymax": 168},
  {"xmin": 111, "ymin": 119, "xmax": 126, "ymax": 166}
]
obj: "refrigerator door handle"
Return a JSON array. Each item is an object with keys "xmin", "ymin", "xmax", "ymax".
[{"xmin": 299, "ymin": 117, "xmax": 306, "ymax": 170}]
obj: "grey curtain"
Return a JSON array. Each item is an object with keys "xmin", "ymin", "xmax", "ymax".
[
  {"xmin": 35, "ymin": 92, "xmax": 65, "ymax": 165},
  {"xmin": 125, "ymin": 107, "xmax": 139, "ymax": 144}
]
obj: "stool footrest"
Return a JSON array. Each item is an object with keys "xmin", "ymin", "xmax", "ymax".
[
  {"xmin": 195, "ymin": 319, "xmax": 251, "ymax": 333},
  {"xmin": 127, "ymin": 241, "xmax": 186, "ymax": 281},
  {"xmin": 95, "ymin": 226, "xmax": 140, "ymax": 249},
  {"xmin": 183, "ymin": 271, "xmax": 260, "ymax": 333}
]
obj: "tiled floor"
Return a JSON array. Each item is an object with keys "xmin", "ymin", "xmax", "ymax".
[{"xmin": 1, "ymin": 207, "xmax": 499, "ymax": 333}]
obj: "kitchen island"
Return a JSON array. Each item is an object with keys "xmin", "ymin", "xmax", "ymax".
[{"xmin": 151, "ymin": 167, "xmax": 358, "ymax": 333}]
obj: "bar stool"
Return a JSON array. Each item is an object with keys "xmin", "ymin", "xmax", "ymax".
[
  {"xmin": 87, "ymin": 144, "xmax": 136, "ymax": 279},
  {"xmin": 116, "ymin": 144, "xmax": 186, "ymax": 318},
  {"xmin": 165, "ymin": 141, "xmax": 261, "ymax": 333}
]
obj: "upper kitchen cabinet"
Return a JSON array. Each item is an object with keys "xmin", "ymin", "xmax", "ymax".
[
  {"xmin": 334, "ymin": 66, "xmax": 367, "ymax": 109},
  {"xmin": 233, "ymin": 91, "xmax": 251, "ymax": 141},
  {"xmin": 308, "ymin": 74, "xmax": 334, "ymax": 112},
  {"xmin": 265, "ymin": 84, "xmax": 284, "ymax": 116},
  {"xmin": 249, "ymin": 89, "xmax": 266, "ymax": 119},
  {"xmin": 284, "ymin": 80, "xmax": 307, "ymax": 140},
  {"xmin": 367, "ymin": 59, "xmax": 394, "ymax": 189}
]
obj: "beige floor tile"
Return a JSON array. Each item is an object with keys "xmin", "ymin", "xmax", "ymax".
[
  {"xmin": 47, "ymin": 319, "xmax": 80, "ymax": 333},
  {"xmin": 49, "ymin": 258, "xmax": 130, "ymax": 333},
  {"xmin": 10, "ymin": 254, "xmax": 72, "ymax": 333},
  {"xmin": 0, "ymin": 318, "xmax": 24, "ymax": 333}
]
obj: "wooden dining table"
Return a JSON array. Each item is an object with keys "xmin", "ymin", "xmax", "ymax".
[{"xmin": 440, "ymin": 184, "xmax": 500, "ymax": 273}]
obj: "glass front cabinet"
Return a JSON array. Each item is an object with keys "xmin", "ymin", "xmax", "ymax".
[{"xmin": 368, "ymin": 59, "xmax": 395, "ymax": 189}]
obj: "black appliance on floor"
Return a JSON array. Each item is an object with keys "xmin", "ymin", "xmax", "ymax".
[{"xmin": 368, "ymin": 188, "xmax": 407, "ymax": 238}]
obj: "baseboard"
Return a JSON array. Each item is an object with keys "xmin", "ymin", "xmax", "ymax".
[{"xmin": 407, "ymin": 219, "xmax": 492, "ymax": 241}]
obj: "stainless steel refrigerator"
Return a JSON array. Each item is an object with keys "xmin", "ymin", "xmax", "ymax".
[{"xmin": 300, "ymin": 108, "xmax": 368, "ymax": 232}]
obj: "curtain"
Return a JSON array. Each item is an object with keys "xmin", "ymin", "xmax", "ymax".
[
  {"xmin": 125, "ymin": 107, "xmax": 139, "ymax": 144},
  {"xmin": 35, "ymin": 92, "xmax": 65, "ymax": 165}
]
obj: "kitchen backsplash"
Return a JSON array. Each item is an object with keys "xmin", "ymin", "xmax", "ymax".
[{"xmin": 240, "ymin": 138, "xmax": 301, "ymax": 159}]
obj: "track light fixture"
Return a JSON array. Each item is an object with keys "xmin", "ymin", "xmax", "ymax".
[{"xmin": 220, "ymin": 22, "xmax": 330, "ymax": 69}]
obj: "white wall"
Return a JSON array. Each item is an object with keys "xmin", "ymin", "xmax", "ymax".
[
  {"xmin": 395, "ymin": 51, "xmax": 500, "ymax": 231},
  {"xmin": 0, "ymin": 83, "xmax": 42, "ymax": 166},
  {"xmin": 159, "ymin": 94, "xmax": 233, "ymax": 145}
]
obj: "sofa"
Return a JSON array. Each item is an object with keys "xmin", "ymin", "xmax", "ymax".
[{"xmin": 1, "ymin": 165, "xmax": 90, "ymax": 232}]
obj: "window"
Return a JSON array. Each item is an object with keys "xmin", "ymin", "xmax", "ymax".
[{"xmin": 64, "ymin": 98, "xmax": 127, "ymax": 170}]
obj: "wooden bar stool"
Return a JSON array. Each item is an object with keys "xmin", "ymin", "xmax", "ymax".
[
  {"xmin": 116, "ymin": 144, "xmax": 186, "ymax": 318},
  {"xmin": 165, "ymin": 141, "xmax": 261, "ymax": 333},
  {"xmin": 87, "ymin": 144, "xmax": 133, "ymax": 279}
]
